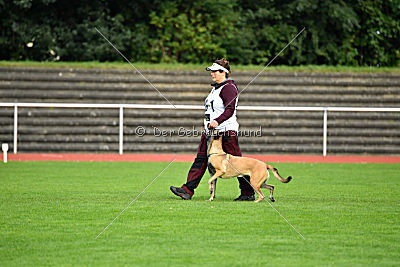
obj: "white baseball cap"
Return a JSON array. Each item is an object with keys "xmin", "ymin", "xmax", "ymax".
[{"xmin": 206, "ymin": 63, "xmax": 229, "ymax": 73}]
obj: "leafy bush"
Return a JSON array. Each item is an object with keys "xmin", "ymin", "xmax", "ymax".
[{"xmin": 0, "ymin": 0, "xmax": 399, "ymax": 66}]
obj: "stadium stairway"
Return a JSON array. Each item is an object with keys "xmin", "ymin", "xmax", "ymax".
[{"xmin": 0, "ymin": 66, "xmax": 399, "ymax": 155}]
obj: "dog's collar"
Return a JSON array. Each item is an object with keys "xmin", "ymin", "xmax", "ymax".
[{"xmin": 208, "ymin": 152, "xmax": 226, "ymax": 158}]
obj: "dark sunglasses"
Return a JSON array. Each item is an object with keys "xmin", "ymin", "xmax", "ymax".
[{"xmin": 211, "ymin": 70, "xmax": 223, "ymax": 73}]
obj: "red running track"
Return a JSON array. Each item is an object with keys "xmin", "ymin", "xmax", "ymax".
[{"xmin": 7, "ymin": 153, "xmax": 400, "ymax": 163}]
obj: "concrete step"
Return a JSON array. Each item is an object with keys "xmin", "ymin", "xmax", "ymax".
[
  {"xmin": 2, "ymin": 108, "xmax": 399, "ymax": 122},
  {"xmin": 1, "ymin": 108, "xmax": 397, "ymax": 121},
  {"xmin": 2, "ymin": 110, "xmax": 398, "ymax": 135},
  {"xmin": 328, "ymin": 128, "xmax": 400, "ymax": 137},
  {"xmin": 2, "ymin": 66, "xmax": 400, "ymax": 79},
  {"xmin": 1, "ymin": 76, "xmax": 398, "ymax": 88},
  {"xmin": 5, "ymin": 124, "xmax": 396, "ymax": 138},
  {"xmin": 2, "ymin": 81, "xmax": 400, "ymax": 97},
  {"xmin": 328, "ymin": 136, "xmax": 400, "ymax": 145},
  {"xmin": 11, "ymin": 143, "xmax": 241, "ymax": 153},
  {"xmin": 3, "ymin": 97, "xmax": 399, "ymax": 108},
  {"xmin": 1, "ymin": 71, "xmax": 400, "ymax": 87},
  {"xmin": 2, "ymin": 134, "xmax": 397, "ymax": 151},
  {"xmin": 328, "ymin": 145, "xmax": 400, "ymax": 154},
  {"xmin": 16, "ymin": 142, "xmax": 119, "ymax": 152},
  {"xmin": 6, "ymin": 142, "xmax": 400, "ymax": 154},
  {"xmin": 15, "ymin": 126, "xmax": 119, "ymax": 135},
  {"xmin": 2, "ymin": 113, "xmax": 398, "ymax": 130},
  {"xmin": 2, "ymin": 128, "xmax": 398, "ymax": 154},
  {"xmin": 3, "ymin": 88, "xmax": 400, "ymax": 103}
]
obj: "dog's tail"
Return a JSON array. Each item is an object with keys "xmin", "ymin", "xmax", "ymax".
[{"xmin": 266, "ymin": 164, "xmax": 292, "ymax": 183}]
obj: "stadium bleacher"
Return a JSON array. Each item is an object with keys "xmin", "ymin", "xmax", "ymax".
[{"xmin": 1, "ymin": 67, "xmax": 399, "ymax": 154}]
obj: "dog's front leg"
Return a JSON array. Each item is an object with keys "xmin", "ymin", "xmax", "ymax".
[
  {"xmin": 208, "ymin": 171, "xmax": 223, "ymax": 201},
  {"xmin": 210, "ymin": 180, "xmax": 216, "ymax": 195}
]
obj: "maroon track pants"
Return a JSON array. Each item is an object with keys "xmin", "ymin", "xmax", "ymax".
[{"xmin": 182, "ymin": 131, "xmax": 254, "ymax": 196}]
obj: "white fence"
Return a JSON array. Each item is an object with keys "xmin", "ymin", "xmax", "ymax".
[{"xmin": 1, "ymin": 102, "xmax": 400, "ymax": 156}]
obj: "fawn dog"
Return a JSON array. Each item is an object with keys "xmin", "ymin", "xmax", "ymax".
[{"xmin": 207, "ymin": 132, "xmax": 292, "ymax": 202}]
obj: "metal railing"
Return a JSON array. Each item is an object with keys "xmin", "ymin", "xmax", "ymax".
[{"xmin": 1, "ymin": 102, "xmax": 400, "ymax": 156}]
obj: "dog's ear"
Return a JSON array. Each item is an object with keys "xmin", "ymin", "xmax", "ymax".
[
  {"xmin": 213, "ymin": 130, "xmax": 222, "ymax": 140},
  {"xmin": 212, "ymin": 129, "xmax": 220, "ymax": 140},
  {"xmin": 214, "ymin": 134, "xmax": 223, "ymax": 140}
]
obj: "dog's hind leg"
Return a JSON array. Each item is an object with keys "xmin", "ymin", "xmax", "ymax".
[
  {"xmin": 253, "ymin": 185, "xmax": 265, "ymax": 203},
  {"xmin": 261, "ymin": 183, "xmax": 275, "ymax": 202},
  {"xmin": 251, "ymin": 172, "xmax": 266, "ymax": 203}
]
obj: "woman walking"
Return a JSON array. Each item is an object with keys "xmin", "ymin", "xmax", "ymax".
[{"xmin": 170, "ymin": 59, "xmax": 255, "ymax": 201}]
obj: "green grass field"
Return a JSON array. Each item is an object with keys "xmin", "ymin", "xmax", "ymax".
[{"xmin": 1, "ymin": 161, "xmax": 399, "ymax": 266}]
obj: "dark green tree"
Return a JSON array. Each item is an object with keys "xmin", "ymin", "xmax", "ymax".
[
  {"xmin": 352, "ymin": 0, "xmax": 400, "ymax": 66},
  {"xmin": 0, "ymin": 0, "xmax": 399, "ymax": 66},
  {"xmin": 146, "ymin": 0, "xmax": 237, "ymax": 63}
]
